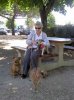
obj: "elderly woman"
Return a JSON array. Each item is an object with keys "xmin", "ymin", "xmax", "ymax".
[{"xmin": 21, "ymin": 21, "xmax": 50, "ymax": 79}]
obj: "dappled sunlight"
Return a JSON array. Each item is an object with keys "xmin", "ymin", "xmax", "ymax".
[
  {"xmin": 2, "ymin": 46, "xmax": 13, "ymax": 50},
  {"xmin": 0, "ymin": 39, "xmax": 28, "ymax": 50},
  {"xmin": 0, "ymin": 57, "xmax": 7, "ymax": 60},
  {"xmin": 7, "ymin": 40, "xmax": 27, "ymax": 47},
  {"xmin": 0, "ymin": 39, "xmax": 27, "ymax": 47}
]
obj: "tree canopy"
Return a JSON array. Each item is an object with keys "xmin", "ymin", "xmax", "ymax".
[
  {"xmin": 17, "ymin": 0, "xmax": 74, "ymax": 29},
  {"xmin": 0, "ymin": 0, "xmax": 74, "ymax": 34}
]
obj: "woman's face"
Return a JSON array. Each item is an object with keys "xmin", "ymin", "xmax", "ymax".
[{"xmin": 35, "ymin": 25, "xmax": 42, "ymax": 34}]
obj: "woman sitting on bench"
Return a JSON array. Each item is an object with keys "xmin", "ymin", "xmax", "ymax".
[{"xmin": 21, "ymin": 21, "xmax": 50, "ymax": 79}]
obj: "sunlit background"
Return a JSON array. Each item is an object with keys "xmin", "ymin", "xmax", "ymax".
[
  {"xmin": 52, "ymin": 6, "xmax": 74, "ymax": 25},
  {"xmin": 0, "ymin": 6, "xmax": 74, "ymax": 28}
]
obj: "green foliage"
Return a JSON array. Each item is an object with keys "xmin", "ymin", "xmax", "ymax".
[
  {"xmin": 6, "ymin": 19, "xmax": 16, "ymax": 29},
  {"xmin": 0, "ymin": 0, "xmax": 8, "ymax": 11},
  {"xmin": 0, "ymin": 0, "xmax": 74, "ymax": 35},
  {"xmin": 6, "ymin": 19, "xmax": 12, "ymax": 29},
  {"xmin": 25, "ymin": 17, "xmax": 34, "ymax": 28},
  {"xmin": 53, "ymin": 0, "xmax": 74, "ymax": 14},
  {"xmin": 0, "ymin": 0, "xmax": 74, "ymax": 17},
  {"xmin": 0, "ymin": 0, "xmax": 8, "ymax": 5},
  {"xmin": 47, "ymin": 13, "xmax": 55, "ymax": 28},
  {"xmin": 48, "ymin": 24, "xmax": 74, "ymax": 38},
  {"xmin": 0, "ymin": 0, "xmax": 74, "ymax": 15}
]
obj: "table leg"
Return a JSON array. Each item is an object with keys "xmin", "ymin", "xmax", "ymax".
[
  {"xmin": 58, "ymin": 43, "xmax": 64, "ymax": 63},
  {"xmin": 54, "ymin": 43, "xmax": 64, "ymax": 65},
  {"xmin": 16, "ymin": 49, "xmax": 22, "ymax": 57}
]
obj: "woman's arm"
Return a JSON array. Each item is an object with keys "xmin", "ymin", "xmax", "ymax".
[
  {"xmin": 43, "ymin": 33, "xmax": 50, "ymax": 46},
  {"xmin": 26, "ymin": 31, "xmax": 36, "ymax": 46},
  {"xmin": 26, "ymin": 33, "xmax": 33, "ymax": 45}
]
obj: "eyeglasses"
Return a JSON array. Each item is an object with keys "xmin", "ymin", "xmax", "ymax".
[{"xmin": 35, "ymin": 27, "xmax": 41, "ymax": 29}]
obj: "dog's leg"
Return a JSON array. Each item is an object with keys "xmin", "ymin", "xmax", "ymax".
[
  {"xmin": 18, "ymin": 67, "xmax": 21, "ymax": 75},
  {"xmin": 30, "ymin": 68, "xmax": 42, "ymax": 91},
  {"xmin": 46, "ymin": 46, "xmax": 49, "ymax": 54},
  {"xmin": 41, "ymin": 48, "xmax": 45, "ymax": 55}
]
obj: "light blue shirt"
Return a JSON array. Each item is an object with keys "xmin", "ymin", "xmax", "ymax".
[{"xmin": 26, "ymin": 30, "xmax": 50, "ymax": 48}]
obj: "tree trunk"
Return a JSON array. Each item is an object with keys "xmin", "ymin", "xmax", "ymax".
[
  {"xmin": 11, "ymin": 3, "xmax": 17, "ymax": 35},
  {"xmin": 39, "ymin": 6, "xmax": 47, "ymax": 32},
  {"xmin": 11, "ymin": 16, "xmax": 15, "ymax": 35}
]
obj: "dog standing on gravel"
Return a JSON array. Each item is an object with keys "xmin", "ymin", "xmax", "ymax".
[
  {"xmin": 11, "ymin": 57, "xmax": 21, "ymax": 77},
  {"xmin": 30, "ymin": 68, "xmax": 42, "ymax": 90}
]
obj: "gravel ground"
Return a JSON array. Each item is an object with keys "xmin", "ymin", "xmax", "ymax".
[
  {"xmin": 0, "ymin": 35, "xmax": 27, "ymax": 40},
  {"xmin": 0, "ymin": 36, "xmax": 74, "ymax": 100}
]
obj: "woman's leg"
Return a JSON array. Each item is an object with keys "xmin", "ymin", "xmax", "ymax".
[
  {"xmin": 22, "ymin": 49, "xmax": 31, "ymax": 76},
  {"xmin": 30, "ymin": 49, "xmax": 41, "ymax": 69}
]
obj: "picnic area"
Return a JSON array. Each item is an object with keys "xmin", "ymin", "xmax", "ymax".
[{"xmin": 0, "ymin": 35, "xmax": 74, "ymax": 100}]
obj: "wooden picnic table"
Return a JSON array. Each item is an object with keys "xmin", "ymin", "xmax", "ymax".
[
  {"xmin": 47, "ymin": 37, "xmax": 72, "ymax": 63},
  {"xmin": 38, "ymin": 37, "xmax": 74, "ymax": 71},
  {"xmin": 4, "ymin": 37, "xmax": 74, "ymax": 71}
]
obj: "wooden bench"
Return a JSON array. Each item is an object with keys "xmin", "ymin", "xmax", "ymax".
[
  {"xmin": 11, "ymin": 46, "xmax": 27, "ymax": 57},
  {"xmin": 11, "ymin": 46, "xmax": 59, "ymax": 72},
  {"xmin": 64, "ymin": 46, "xmax": 74, "ymax": 57},
  {"xmin": 11, "ymin": 46, "xmax": 27, "ymax": 51},
  {"xmin": 11, "ymin": 45, "xmax": 58, "ymax": 59},
  {"xmin": 39, "ymin": 53, "xmax": 58, "ymax": 62},
  {"xmin": 64, "ymin": 46, "xmax": 74, "ymax": 51}
]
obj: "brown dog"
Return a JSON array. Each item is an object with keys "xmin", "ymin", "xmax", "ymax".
[
  {"xmin": 37, "ymin": 39, "xmax": 49, "ymax": 56},
  {"xmin": 11, "ymin": 57, "xmax": 21, "ymax": 77},
  {"xmin": 40, "ymin": 70, "xmax": 48, "ymax": 78},
  {"xmin": 30, "ymin": 68, "xmax": 42, "ymax": 90}
]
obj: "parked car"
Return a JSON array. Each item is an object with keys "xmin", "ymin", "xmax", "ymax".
[
  {"xmin": 0, "ymin": 28, "xmax": 7, "ymax": 35},
  {"xmin": 6, "ymin": 29, "xmax": 12, "ymax": 35},
  {"xmin": 18, "ymin": 28, "xmax": 30, "ymax": 35}
]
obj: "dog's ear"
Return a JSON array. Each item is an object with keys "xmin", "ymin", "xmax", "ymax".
[
  {"xmin": 18, "ymin": 57, "xmax": 21, "ymax": 60},
  {"xmin": 12, "ymin": 57, "xmax": 16, "ymax": 59}
]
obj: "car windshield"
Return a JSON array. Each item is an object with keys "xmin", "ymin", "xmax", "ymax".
[{"xmin": 0, "ymin": 28, "xmax": 4, "ymax": 31}]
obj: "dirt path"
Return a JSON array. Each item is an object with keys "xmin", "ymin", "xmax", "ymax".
[{"xmin": 0, "ymin": 37, "xmax": 74, "ymax": 100}]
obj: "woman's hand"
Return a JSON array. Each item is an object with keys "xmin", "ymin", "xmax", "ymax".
[{"xmin": 32, "ymin": 40, "xmax": 37, "ymax": 45}]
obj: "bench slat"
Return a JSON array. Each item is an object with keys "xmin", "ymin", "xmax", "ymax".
[
  {"xmin": 11, "ymin": 46, "xmax": 27, "ymax": 51},
  {"xmin": 64, "ymin": 46, "xmax": 74, "ymax": 50},
  {"xmin": 11, "ymin": 46, "xmax": 58, "ymax": 61},
  {"xmin": 39, "ymin": 53, "xmax": 58, "ymax": 62}
]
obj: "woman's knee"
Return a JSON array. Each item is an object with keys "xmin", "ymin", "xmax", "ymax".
[{"xmin": 31, "ymin": 51, "xmax": 36, "ymax": 58}]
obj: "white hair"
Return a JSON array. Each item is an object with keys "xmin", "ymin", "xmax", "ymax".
[{"xmin": 35, "ymin": 21, "xmax": 43, "ymax": 27}]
